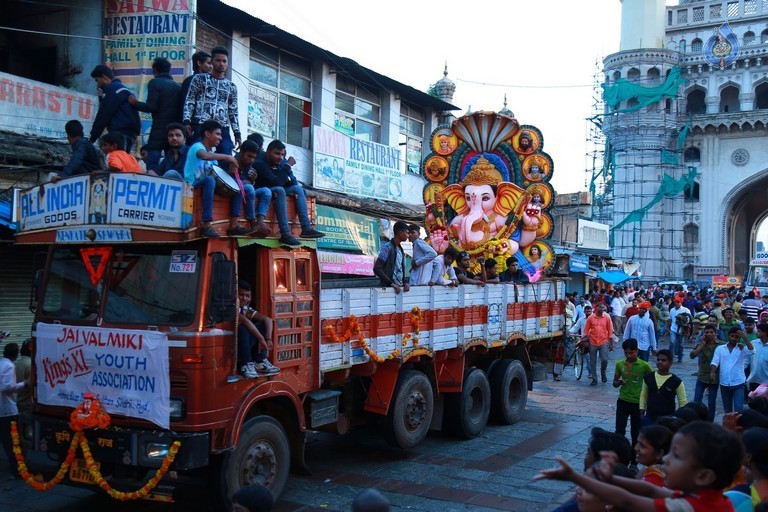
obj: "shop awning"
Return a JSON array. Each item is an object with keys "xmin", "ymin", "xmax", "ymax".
[{"xmin": 597, "ymin": 270, "xmax": 632, "ymax": 284}]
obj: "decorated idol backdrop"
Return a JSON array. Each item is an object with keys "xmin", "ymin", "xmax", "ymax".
[{"xmin": 422, "ymin": 111, "xmax": 554, "ymax": 281}]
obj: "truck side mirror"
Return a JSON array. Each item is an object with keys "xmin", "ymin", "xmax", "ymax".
[
  {"xmin": 208, "ymin": 253, "xmax": 237, "ymax": 324},
  {"xmin": 29, "ymin": 269, "xmax": 43, "ymax": 313}
]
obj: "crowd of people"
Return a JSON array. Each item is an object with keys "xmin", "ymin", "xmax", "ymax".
[
  {"xmin": 547, "ymin": 282, "xmax": 768, "ymax": 511},
  {"xmin": 53, "ymin": 49, "xmax": 324, "ymax": 245}
]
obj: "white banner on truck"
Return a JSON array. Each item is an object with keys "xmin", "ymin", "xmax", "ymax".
[{"xmin": 35, "ymin": 323, "xmax": 170, "ymax": 429}]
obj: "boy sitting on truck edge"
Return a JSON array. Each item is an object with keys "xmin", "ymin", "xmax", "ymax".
[
  {"xmin": 100, "ymin": 132, "xmax": 144, "ymax": 174},
  {"xmin": 238, "ymin": 280, "xmax": 279, "ymax": 378}
]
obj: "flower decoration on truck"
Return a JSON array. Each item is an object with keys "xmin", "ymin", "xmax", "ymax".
[
  {"xmin": 11, "ymin": 393, "xmax": 181, "ymax": 500},
  {"xmin": 421, "ymin": 111, "xmax": 555, "ymax": 281}
]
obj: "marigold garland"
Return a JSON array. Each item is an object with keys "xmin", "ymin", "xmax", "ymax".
[
  {"xmin": 11, "ymin": 394, "xmax": 182, "ymax": 501},
  {"xmin": 325, "ymin": 307, "xmax": 423, "ymax": 361}
]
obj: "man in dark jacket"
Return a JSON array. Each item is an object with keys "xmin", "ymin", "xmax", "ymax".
[
  {"xmin": 128, "ymin": 57, "xmax": 181, "ymax": 172},
  {"xmin": 89, "ymin": 65, "xmax": 141, "ymax": 152},
  {"xmin": 373, "ymin": 221, "xmax": 410, "ymax": 294},
  {"xmin": 52, "ymin": 120, "xmax": 102, "ymax": 182}
]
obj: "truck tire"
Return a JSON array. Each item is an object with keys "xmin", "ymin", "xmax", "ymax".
[
  {"xmin": 383, "ymin": 370, "xmax": 434, "ymax": 449},
  {"xmin": 445, "ymin": 368, "xmax": 491, "ymax": 439},
  {"xmin": 219, "ymin": 416, "xmax": 290, "ymax": 506},
  {"xmin": 489, "ymin": 359, "xmax": 528, "ymax": 425}
]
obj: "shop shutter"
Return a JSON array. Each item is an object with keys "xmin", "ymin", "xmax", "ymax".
[{"xmin": 0, "ymin": 245, "xmax": 42, "ymax": 345}]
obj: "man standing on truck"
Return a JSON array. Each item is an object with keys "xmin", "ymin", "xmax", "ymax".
[
  {"xmin": 373, "ymin": 220, "xmax": 410, "ymax": 294},
  {"xmin": 407, "ymin": 224, "xmax": 437, "ymax": 286},
  {"xmin": 583, "ymin": 302, "xmax": 614, "ymax": 386}
]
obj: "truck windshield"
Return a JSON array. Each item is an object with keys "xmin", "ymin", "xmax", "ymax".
[
  {"xmin": 747, "ymin": 266, "xmax": 768, "ymax": 287},
  {"xmin": 41, "ymin": 247, "xmax": 199, "ymax": 326}
]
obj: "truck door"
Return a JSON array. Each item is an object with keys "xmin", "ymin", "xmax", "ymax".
[{"xmin": 263, "ymin": 249, "xmax": 319, "ymax": 393}]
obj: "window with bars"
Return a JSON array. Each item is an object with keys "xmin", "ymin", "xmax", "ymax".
[
  {"xmin": 693, "ymin": 6, "xmax": 704, "ymax": 21},
  {"xmin": 400, "ymin": 103, "xmax": 424, "ymax": 175},
  {"xmin": 335, "ymin": 75, "xmax": 381, "ymax": 142},
  {"xmin": 711, "ymin": 4, "xmax": 722, "ymax": 18},
  {"xmin": 677, "ymin": 9, "xmax": 688, "ymax": 23},
  {"xmin": 728, "ymin": 1, "xmax": 739, "ymax": 17},
  {"xmin": 746, "ymin": 0, "xmax": 758, "ymax": 14},
  {"xmin": 248, "ymin": 39, "xmax": 312, "ymax": 148},
  {"xmin": 691, "ymin": 38, "xmax": 703, "ymax": 53}
]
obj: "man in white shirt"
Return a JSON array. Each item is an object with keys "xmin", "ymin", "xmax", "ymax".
[
  {"xmin": 407, "ymin": 224, "xmax": 437, "ymax": 286},
  {"xmin": 747, "ymin": 322, "xmax": 768, "ymax": 393},
  {"xmin": 710, "ymin": 326, "xmax": 755, "ymax": 413},
  {"xmin": 666, "ymin": 299, "xmax": 691, "ymax": 363},
  {"xmin": 1, "ymin": 343, "xmax": 27, "ymax": 478},
  {"xmin": 569, "ymin": 305, "xmax": 594, "ymax": 379},
  {"xmin": 623, "ymin": 301, "xmax": 657, "ymax": 362},
  {"xmin": 429, "ymin": 246, "xmax": 458, "ymax": 286},
  {"xmin": 610, "ymin": 292, "xmax": 625, "ymax": 337}
]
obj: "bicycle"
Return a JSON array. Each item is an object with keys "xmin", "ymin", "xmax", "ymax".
[{"xmin": 551, "ymin": 333, "xmax": 586, "ymax": 381}]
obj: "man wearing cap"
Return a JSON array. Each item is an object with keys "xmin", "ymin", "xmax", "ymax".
[
  {"xmin": 623, "ymin": 301, "xmax": 657, "ymax": 361},
  {"xmin": 666, "ymin": 299, "xmax": 691, "ymax": 363}
]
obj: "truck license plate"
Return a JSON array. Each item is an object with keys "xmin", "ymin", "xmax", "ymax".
[{"xmin": 69, "ymin": 459, "xmax": 99, "ymax": 485}]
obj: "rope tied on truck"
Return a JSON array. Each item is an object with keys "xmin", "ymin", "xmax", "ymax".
[{"xmin": 11, "ymin": 394, "xmax": 181, "ymax": 501}]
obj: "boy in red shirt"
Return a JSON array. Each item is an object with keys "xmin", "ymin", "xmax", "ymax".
[{"xmin": 535, "ymin": 421, "xmax": 742, "ymax": 511}]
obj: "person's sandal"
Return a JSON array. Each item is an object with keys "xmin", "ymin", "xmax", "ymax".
[{"xmin": 200, "ymin": 226, "xmax": 220, "ymax": 238}]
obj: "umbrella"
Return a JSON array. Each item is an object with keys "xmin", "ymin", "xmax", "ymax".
[{"xmin": 597, "ymin": 270, "xmax": 632, "ymax": 284}]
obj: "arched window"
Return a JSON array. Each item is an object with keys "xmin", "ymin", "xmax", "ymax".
[
  {"xmin": 687, "ymin": 89, "xmax": 706, "ymax": 114},
  {"xmin": 627, "ymin": 98, "xmax": 640, "ymax": 109},
  {"xmin": 684, "ymin": 181, "xmax": 700, "ymax": 202},
  {"xmin": 648, "ymin": 67, "xmax": 661, "ymax": 84},
  {"xmin": 762, "ymin": 29, "xmax": 768, "ymax": 44},
  {"xmin": 691, "ymin": 38, "xmax": 703, "ymax": 52},
  {"xmin": 612, "ymin": 70, "xmax": 621, "ymax": 82},
  {"xmin": 745, "ymin": 31, "xmax": 755, "ymax": 45},
  {"xmin": 756, "ymin": 82, "xmax": 768, "ymax": 109},
  {"xmin": 627, "ymin": 68, "xmax": 641, "ymax": 82},
  {"xmin": 683, "ymin": 265, "xmax": 694, "ymax": 282},
  {"xmin": 665, "ymin": 99, "xmax": 672, "ymax": 113},
  {"xmin": 679, "ymin": 39, "xmax": 687, "ymax": 53},
  {"xmin": 684, "ymin": 147, "xmax": 701, "ymax": 163},
  {"xmin": 684, "ymin": 223, "xmax": 699, "ymax": 245},
  {"xmin": 720, "ymin": 85, "xmax": 740, "ymax": 113}
]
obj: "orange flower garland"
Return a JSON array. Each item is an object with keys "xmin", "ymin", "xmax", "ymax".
[
  {"xmin": 11, "ymin": 394, "xmax": 182, "ymax": 501},
  {"xmin": 325, "ymin": 307, "xmax": 423, "ymax": 361}
]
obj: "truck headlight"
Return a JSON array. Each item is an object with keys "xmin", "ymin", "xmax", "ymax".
[
  {"xmin": 169, "ymin": 398, "xmax": 185, "ymax": 421},
  {"xmin": 146, "ymin": 442, "xmax": 171, "ymax": 458}
]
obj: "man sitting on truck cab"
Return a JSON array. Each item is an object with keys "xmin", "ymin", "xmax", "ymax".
[
  {"xmin": 238, "ymin": 280, "xmax": 279, "ymax": 378},
  {"xmin": 182, "ymin": 119, "xmax": 249, "ymax": 238},
  {"xmin": 250, "ymin": 139, "xmax": 325, "ymax": 246},
  {"xmin": 231, "ymin": 140, "xmax": 272, "ymax": 237}
]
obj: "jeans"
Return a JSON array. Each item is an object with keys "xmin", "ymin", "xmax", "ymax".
[
  {"xmin": 615, "ymin": 398, "xmax": 641, "ymax": 463},
  {"xmin": 229, "ymin": 185, "xmax": 272, "ymax": 219},
  {"xmin": 670, "ymin": 331, "xmax": 685, "ymax": 362},
  {"xmin": 589, "ymin": 343, "xmax": 609, "ymax": 381},
  {"xmin": 145, "ymin": 149, "xmax": 163, "ymax": 172},
  {"xmin": 193, "ymin": 175, "xmax": 215, "ymax": 222},
  {"xmin": 720, "ymin": 383, "xmax": 745, "ymax": 413},
  {"xmin": 238, "ymin": 324, "xmax": 267, "ymax": 366},
  {"xmin": 693, "ymin": 379, "xmax": 718, "ymax": 421},
  {"xmin": 271, "ymin": 185, "xmax": 311, "ymax": 234},
  {"xmin": 638, "ymin": 349, "xmax": 650, "ymax": 362},
  {"xmin": 163, "ymin": 169, "xmax": 183, "ymax": 180}
]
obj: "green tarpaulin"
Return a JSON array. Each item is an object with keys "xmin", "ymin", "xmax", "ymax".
[{"xmin": 601, "ymin": 67, "xmax": 686, "ymax": 113}]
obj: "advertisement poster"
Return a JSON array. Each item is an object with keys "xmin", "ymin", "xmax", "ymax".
[
  {"xmin": 16, "ymin": 176, "xmax": 90, "ymax": 231},
  {"xmin": 247, "ymin": 85, "xmax": 277, "ymax": 137},
  {"xmin": 333, "ymin": 112, "xmax": 355, "ymax": 137},
  {"xmin": 35, "ymin": 323, "xmax": 170, "ymax": 429},
  {"xmin": 313, "ymin": 125, "xmax": 403, "ymax": 201},
  {"xmin": 317, "ymin": 251, "xmax": 374, "ymax": 276},
  {"xmin": 315, "ymin": 205, "xmax": 379, "ymax": 255},
  {"xmin": 712, "ymin": 275, "xmax": 742, "ymax": 288},
  {"xmin": 0, "ymin": 72, "xmax": 97, "ymax": 138},
  {"xmin": 108, "ymin": 172, "xmax": 187, "ymax": 227},
  {"xmin": 406, "ymin": 137, "xmax": 422, "ymax": 175},
  {"xmin": 103, "ymin": 0, "xmax": 195, "ymax": 143}
]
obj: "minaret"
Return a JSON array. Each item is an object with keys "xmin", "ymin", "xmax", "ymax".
[
  {"xmin": 433, "ymin": 63, "xmax": 456, "ymax": 125},
  {"xmin": 498, "ymin": 94, "xmax": 514, "ymax": 118},
  {"xmin": 620, "ymin": 0, "xmax": 666, "ymax": 50},
  {"xmin": 602, "ymin": 0, "xmax": 683, "ymax": 281}
]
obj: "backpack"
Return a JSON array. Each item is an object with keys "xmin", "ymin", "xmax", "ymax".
[{"xmin": 675, "ymin": 312, "xmax": 692, "ymax": 327}]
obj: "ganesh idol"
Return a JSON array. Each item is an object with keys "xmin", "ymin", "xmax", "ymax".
[{"xmin": 442, "ymin": 153, "xmax": 525, "ymax": 252}]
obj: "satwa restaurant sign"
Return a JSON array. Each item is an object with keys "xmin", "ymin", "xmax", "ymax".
[{"xmin": 35, "ymin": 323, "xmax": 171, "ymax": 429}]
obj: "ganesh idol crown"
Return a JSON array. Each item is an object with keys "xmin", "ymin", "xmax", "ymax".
[{"xmin": 422, "ymin": 111, "xmax": 555, "ymax": 281}]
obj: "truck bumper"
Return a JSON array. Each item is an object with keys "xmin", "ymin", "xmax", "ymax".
[{"xmin": 19, "ymin": 413, "xmax": 210, "ymax": 471}]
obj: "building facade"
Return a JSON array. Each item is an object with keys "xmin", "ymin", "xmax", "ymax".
[{"xmin": 602, "ymin": 0, "xmax": 768, "ymax": 282}]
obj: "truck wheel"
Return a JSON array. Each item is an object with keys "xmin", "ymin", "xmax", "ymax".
[
  {"xmin": 490, "ymin": 360, "xmax": 528, "ymax": 425},
  {"xmin": 445, "ymin": 368, "xmax": 491, "ymax": 439},
  {"xmin": 383, "ymin": 370, "xmax": 434, "ymax": 449},
  {"xmin": 219, "ymin": 416, "xmax": 290, "ymax": 506}
]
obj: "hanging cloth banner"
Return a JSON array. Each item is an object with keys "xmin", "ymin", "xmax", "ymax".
[
  {"xmin": 601, "ymin": 67, "xmax": 686, "ymax": 113},
  {"xmin": 704, "ymin": 22, "xmax": 741, "ymax": 69}
]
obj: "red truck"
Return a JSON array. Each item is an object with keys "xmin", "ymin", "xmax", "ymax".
[{"xmin": 13, "ymin": 170, "xmax": 564, "ymax": 506}]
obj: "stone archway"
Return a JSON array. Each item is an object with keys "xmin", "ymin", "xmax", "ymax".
[{"xmin": 720, "ymin": 169, "xmax": 768, "ymax": 277}]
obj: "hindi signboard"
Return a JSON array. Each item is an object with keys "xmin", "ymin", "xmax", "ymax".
[
  {"xmin": 35, "ymin": 323, "xmax": 170, "ymax": 429},
  {"xmin": 313, "ymin": 126, "xmax": 403, "ymax": 201}
]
